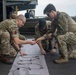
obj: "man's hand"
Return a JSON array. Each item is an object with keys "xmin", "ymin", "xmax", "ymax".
[
  {"xmin": 50, "ymin": 48, "xmax": 56, "ymax": 54},
  {"xmin": 47, "ymin": 33, "xmax": 52, "ymax": 39},
  {"xmin": 20, "ymin": 51, "xmax": 27, "ymax": 56},
  {"xmin": 36, "ymin": 37, "xmax": 45, "ymax": 43},
  {"xmin": 41, "ymin": 49, "xmax": 46, "ymax": 55},
  {"xmin": 30, "ymin": 40, "xmax": 36, "ymax": 45}
]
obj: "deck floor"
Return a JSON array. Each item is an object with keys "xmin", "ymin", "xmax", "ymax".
[{"xmin": 0, "ymin": 35, "xmax": 76, "ymax": 75}]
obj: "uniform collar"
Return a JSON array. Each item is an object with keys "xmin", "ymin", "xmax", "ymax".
[{"xmin": 54, "ymin": 11, "xmax": 60, "ymax": 20}]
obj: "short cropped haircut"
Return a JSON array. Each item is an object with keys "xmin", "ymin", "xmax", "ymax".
[
  {"xmin": 16, "ymin": 14, "xmax": 26, "ymax": 23},
  {"xmin": 44, "ymin": 4, "xmax": 56, "ymax": 14}
]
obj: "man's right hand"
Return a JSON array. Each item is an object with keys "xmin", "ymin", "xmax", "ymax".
[{"xmin": 41, "ymin": 49, "xmax": 46, "ymax": 55}]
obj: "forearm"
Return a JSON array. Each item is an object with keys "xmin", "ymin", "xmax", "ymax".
[
  {"xmin": 14, "ymin": 38, "xmax": 33, "ymax": 45},
  {"xmin": 43, "ymin": 33, "xmax": 52, "ymax": 39},
  {"xmin": 18, "ymin": 39, "xmax": 34, "ymax": 44},
  {"xmin": 13, "ymin": 42, "xmax": 20, "ymax": 51},
  {"xmin": 37, "ymin": 42, "xmax": 44, "ymax": 50}
]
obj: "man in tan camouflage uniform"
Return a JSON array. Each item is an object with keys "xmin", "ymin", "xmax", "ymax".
[
  {"xmin": 35, "ymin": 19, "xmax": 57, "ymax": 55},
  {"xmin": 0, "ymin": 15, "xmax": 36, "ymax": 64},
  {"xmin": 10, "ymin": 12, "xmax": 27, "ymax": 48},
  {"xmin": 36, "ymin": 4, "xmax": 76, "ymax": 64}
]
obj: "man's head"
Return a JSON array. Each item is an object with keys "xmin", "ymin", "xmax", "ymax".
[
  {"xmin": 16, "ymin": 14, "xmax": 26, "ymax": 27},
  {"xmin": 44, "ymin": 4, "xmax": 57, "ymax": 18},
  {"xmin": 38, "ymin": 19, "xmax": 46, "ymax": 31}
]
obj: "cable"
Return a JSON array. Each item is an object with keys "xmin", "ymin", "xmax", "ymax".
[
  {"xmin": 10, "ymin": 66, "xmax": 42, "ymax": 75},
  {"xmin": 17, "ymin": 55, "xmax": 43, "ymax": 69},
  {"xmin": 17, "ymin": 62, "xmax": 43, "ymax": 69},
  {"xmin": 20, "ymin": 55, "xmax": 39, "ymax": 61},
  {"xmin": 10, "ymin": 67, "xmax": 31, "ymax": 75},
  {"xmin": 10, "ymin": 55, "xmax": 43, "ymax": 75}
]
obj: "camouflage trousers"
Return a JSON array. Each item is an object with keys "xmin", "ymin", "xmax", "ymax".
[
  {"xmin": 41, "ymin": 37, "xmax": 56, "ymax": 50},
  {"xmin": 0, "ymin": 30, "xmax": 25, "ymax": 56},
  {"xmin": 57, "ymin": 32, "xmax": 76, "ymax": 58}
]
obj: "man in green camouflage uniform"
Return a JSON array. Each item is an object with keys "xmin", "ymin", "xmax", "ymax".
[
  {"xmin": 0, "ymin": 15, "xmax": 36, "ymax": 64},
  {"xmin": 35, "ymin": 19, "xmax": 57, "ymax": 55},
  {"xmin": 36, "ymin": 4, "xmax": 76, "ymax": 64}
]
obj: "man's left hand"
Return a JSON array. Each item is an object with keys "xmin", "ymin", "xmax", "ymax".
[{"xmin": 20, "ymin": 51, "xmax": 27, "ymax": 56}]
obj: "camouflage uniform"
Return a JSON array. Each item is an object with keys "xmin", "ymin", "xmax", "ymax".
[
  {"xmin": 19, "ymin": 34, "xmax": 25, "ymax": 40},
  {"xmin": 43, "ymin": 11, "xmax": 76, "ymax": 63},
  {"xmin": 0, "ymin": 19, "xmax": 25, "ymax": 56},
  {"xmin": 56, "ymin": 12, "xmax": 76, "ymax": 59},
  {"xmin": 35, "ymin": 21, "xmax": 52, "ymax": 51}
]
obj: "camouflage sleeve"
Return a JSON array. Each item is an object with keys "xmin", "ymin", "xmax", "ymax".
[
  {"xmin": 19, "ymin": 34, "xmax": 26, "ymax": 40},
  {"xmin": 42, "ymin": 21, "xmax": 56, "ymax": 39},
  {"xmin": 58, "ymin": 13, "xmax": 68, "ymax": 32},
  {"xmin": 35, "ymin": 24, "xmax": 41, "ymax": 40},
  {"xmin": 41, "ymin": 21, "xmax": 51, "ymax": 39},
  {"xmin": 9, "ymin": 24, "xmax": 19, "ymax": 38}
]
